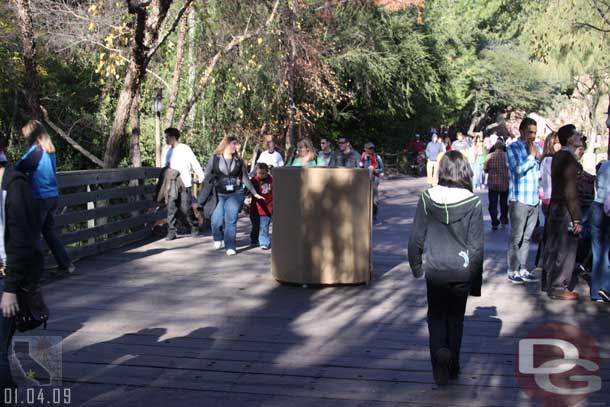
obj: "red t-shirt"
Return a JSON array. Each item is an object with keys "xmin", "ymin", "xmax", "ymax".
[{"xmin": 251, "ymin": 175, "xmax": 273, "ymax": 216}]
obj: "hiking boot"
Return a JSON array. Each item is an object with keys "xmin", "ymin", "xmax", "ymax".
[{"xmin": 433, "ymin": 348, "xmax": 452, "ymax": 385}]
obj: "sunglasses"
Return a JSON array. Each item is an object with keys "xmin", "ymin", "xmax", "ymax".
[{"xmin": 338, "ymin": 141, "xmax": 347, "ymax": 144}]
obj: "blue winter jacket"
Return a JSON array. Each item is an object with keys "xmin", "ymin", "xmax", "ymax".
[{"xmin": 15, "ymin": 145, "xmax": 59, "ymax": 199}]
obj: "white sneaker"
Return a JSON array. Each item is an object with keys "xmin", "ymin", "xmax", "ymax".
[
  {"xmin": 226, "ymin": 249, "xmax": 237, "ymax": 256},
  {"xmin": 213, "ymin": 241, "xmax": 224, "ymax": 250}
]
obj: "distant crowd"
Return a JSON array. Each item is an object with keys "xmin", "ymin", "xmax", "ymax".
[
  {"xmin": 159, "ymin": 130, "xmax": 385, "ymax": 256},
  {"xmin": 408, "ymin": 117, "xmax": 610, "ymax": 386}
]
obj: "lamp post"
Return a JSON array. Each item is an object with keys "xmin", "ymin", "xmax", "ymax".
[{"xmin": 152, "ymin": 88, "xmax": 164, "ymax": 167}]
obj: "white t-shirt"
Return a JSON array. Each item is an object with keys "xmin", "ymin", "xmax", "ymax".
[
  {"xmin": 540, "ymin": 156, "xmax": 553, "ymax": 203},
  {"xmin": 161, "ymin": 143, "xmax": 205, "ymax": 188},
  {"xmin": 257, "ymin": 150, "xmax": 285, "ymax": 168}
]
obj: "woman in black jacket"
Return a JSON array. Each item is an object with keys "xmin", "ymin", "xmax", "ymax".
[
  {"xmin": 408, "ymin": 151, "xmax": 484, "ymax": 385},
  {"xmin": 203, "ymin": 136, "xmax": 262, "ymax": 256},
  {"xmin": 0, "ymin": 161, "xmax": 44, "ymax": 394}
]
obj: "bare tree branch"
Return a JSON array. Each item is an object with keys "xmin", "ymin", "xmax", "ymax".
[
  {"xmin": 176, "ymin": 0, "xmax": 281, "ymax": 130},
  {"xmin": 40, "ymin": 105, "xmax": 105, "ymax": 168},
  {"xmin": 147, "ymin": 0, "xmax": 195, "ymax": 58},
  {"xmin": 591, "ymin": 0, "xmax": 610, "ymax": 28},
  {"xmin": 574, "ymin": 21, "xmax": 610, "ymax": 32}
]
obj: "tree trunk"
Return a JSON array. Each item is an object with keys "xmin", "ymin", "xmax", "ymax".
[
  {"xmin": 130, "ymin": 90, "xmax": 142, "ymax": 167},
  {"xmin": 14, "ymin": 0, "xmax": 41, "ymax": 119},
  {"xmin": 103, "ymin": 0, "xmax": 191, "ymax": 168},
  {"xmin": 187, "ymin": 6, "xmax": 197, "ymax": 126},
  {"xmin": 164, "ymin": 6, "xmax": 189, "ymax": 129},
  {"xmin": 282, "ymin": 3, "xmax": 297, "ymax": 157}
]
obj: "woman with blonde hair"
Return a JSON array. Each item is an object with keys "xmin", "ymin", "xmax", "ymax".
[
  {"xmin": 16, "ymin": 120, "xmax": 74, "ymax": 274},
  {"xmin": 203, "ymin": 136, "xmax": 263, "ymax": 256},
  {"xmin": 288, "ymin": 138, "xmax": 322, "ymax": 167}
]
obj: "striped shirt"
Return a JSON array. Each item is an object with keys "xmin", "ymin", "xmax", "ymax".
[{"xmin": 506, "ymin": 138, "xmax": 541, "ymax": 206}]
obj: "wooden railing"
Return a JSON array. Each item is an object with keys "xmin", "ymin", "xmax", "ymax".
[{"xmin": 52, "ymin": 168, "xmax": 166, "ymax": 263}]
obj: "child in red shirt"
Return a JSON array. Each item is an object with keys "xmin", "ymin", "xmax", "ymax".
[{"xmin": 250, "ymin": 163, "xmax": 273, "ymax": 249}]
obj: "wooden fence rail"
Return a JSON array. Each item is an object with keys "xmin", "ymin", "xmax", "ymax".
[{"xmin": 49, "ymin": 167, "xmax": 165, "ymax": 265}]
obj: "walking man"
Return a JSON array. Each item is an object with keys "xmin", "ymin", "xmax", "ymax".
[
  {"xmin": 162, "ymin": 128, "xmax": 205, "ymax": 240},
  {"xmin": 318, "ymin": 138, "xmax": 334, "ymax": 166},
  {"xmin": 484, "ymin": 141, "xmax": 509, "ymax": 230},
  {"xmin": 329, "ymin": 136, "xmax": 360, "ymax": 168},
  {"xmin": 506, "ymin": 117, "xmax": 541, "ymax": 284},
  {"xmin": 256, "ymin": 140, "xmax": 284, "ymax": 169},
  {"xmin": 543, "ymin": 125, "xmax": 584, "ymax": 300},
  {"xmin": 425, "ymin": 134, "xmax": 444, "ymax": 186}
]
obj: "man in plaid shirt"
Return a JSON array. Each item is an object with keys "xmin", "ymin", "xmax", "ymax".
[
  {"xmin": 484, "ymin": 141, "xmax": 509, "ymax": 231},
  {"xmin": 506, "ymin": 117, "xmax": 541, "ymax": 284}
]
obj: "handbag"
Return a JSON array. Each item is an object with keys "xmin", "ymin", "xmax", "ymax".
[{"xmin": 15, "ymin": 286, "xmax": 49, "ymax": 332}]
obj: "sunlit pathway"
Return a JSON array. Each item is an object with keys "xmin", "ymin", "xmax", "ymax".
[{"xmin": 14, "ymin": 176, "xmax": 610, "ymax": 407}]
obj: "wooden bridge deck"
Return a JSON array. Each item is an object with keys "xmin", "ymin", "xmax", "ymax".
[{"xmin": 13, "ymin": 177, "xmax": 610, "ymax": 407}]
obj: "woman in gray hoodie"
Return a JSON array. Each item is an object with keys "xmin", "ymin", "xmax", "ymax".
[{"xmin": 408, "ymin": 150, "xmax": 484, "ymax": 385}]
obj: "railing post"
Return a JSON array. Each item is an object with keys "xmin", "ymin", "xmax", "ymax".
[{"xmin": 86, "ymin": 184, "xmax": 95, "ymax": 245}]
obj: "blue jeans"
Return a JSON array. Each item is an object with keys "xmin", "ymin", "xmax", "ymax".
[
  {"xmin": 250, "ymin": 212, "xmax": 271, "ymax": 247},
  {"xmin": 590, "ymin": 202, "xmax": 610, "ymax": 300},
  {"xmin": 37, "ymin": 198, "xmax": 71, "ymax": 269},
  {"xmin": 0, "ymin": 281, "xmax": 17, "ymax": 393},
  {"xmin": 211, "ymin": 192, "xmax": 245, "ymax": 251}
]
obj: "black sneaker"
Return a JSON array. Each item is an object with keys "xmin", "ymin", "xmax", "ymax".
[
  {"xmin": 492, "ymin": 225, "xmax": 498, "ymax": 231},
  {"xmin": 433, "ymin": 348, "xmax": 452, "ymax": 385},
  {"xmin": 599, "ymin": 289, "xmax": 610, "ymax": 303},
  {"xmin": 165, "ymin": 232, "xmax": 177, "ymax": 241}
]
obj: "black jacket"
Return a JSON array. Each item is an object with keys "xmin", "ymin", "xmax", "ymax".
[
  {"xmin": 408, "ymin": 188, "xmax": 484, "ymax": 296},
  {"xmin": 2, "ymin": 167, "xmax": 43, "ymax": 293}
]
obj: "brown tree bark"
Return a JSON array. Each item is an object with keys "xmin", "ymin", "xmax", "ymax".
[
  {"xmin": 130, "ymin": 90, "xmax": 142, "ymax": 167},
  {"xmin": 13, "ymin": 0, "xmax": 41, "ymax": 119},
  {"xmin": 281, "ymin": 2, "xmax": 297, "ymax": 157},
  {"xmin": 163, "ymin": 5, "xmax": 189, "ymax": 129},
  {"xmin": 103, "ymin": 0, "xmax": 193, "ymax": 168}
]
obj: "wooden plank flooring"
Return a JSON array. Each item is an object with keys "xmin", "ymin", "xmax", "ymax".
[{"xmin": 11, "ymin": 177, "xmax": 610, "ymax": 407}]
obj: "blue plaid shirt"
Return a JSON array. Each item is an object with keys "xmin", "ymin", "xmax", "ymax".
[{"xmin": 506, "ymin": 138, "xmax": 541, "ymax": 206}]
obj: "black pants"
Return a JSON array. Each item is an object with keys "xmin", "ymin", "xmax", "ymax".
[
  {"xmin": 488, "ymin": 190, "xmax": 509, "ymax": 227},
  {"xmin": 167, "ymin": 187, "xmax": 197, "ymax": 234},
  {"xmin": 543, "ymin": 203, "xmax": 578, "ymax": 293},
  {"xmin": 426, "ymin": 279, "xmax": 470, "ymax": 374}
]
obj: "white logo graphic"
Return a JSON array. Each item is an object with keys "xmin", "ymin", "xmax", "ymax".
[
  {"xmin": 458, "ymin": 250, "xmax": 469, "ymax": 268},
  {"xmin": 519, "ymin": 338, "xmax": 601, "ymax": 396}
]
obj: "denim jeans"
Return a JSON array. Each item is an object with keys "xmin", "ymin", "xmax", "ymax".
[
  {"xmin": 252, "ymin": 214, "xmax": 271, "ymax": 247},
  {"xmin": 211, "ymin": 192, "xmax": 245, "ymax": 251},
  {"xmin": 0, "ymin": 281, "xmax": 17, "ymax": 394},
  {"xmin": 508, "ymin": 201, "xmax": 539, "ymax": 272},
  {"xmin": 37, "ymin": 198, "xmax": 71, "ymax": 269},
  {"xmin": 590, "ymin": 202, "xmax": 610, "ymax": 300}
]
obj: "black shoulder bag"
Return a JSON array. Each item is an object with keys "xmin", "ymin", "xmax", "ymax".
[{"xmin": 15, "ymin": 286, "xmax": 49, "ymax": 332}]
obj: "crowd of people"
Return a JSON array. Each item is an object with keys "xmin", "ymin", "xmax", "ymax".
[
  {"xmin": 408, "ymin": 117, "xmax": 610, "ymax": 386},
  {"xmin": 2, "ymin": 117, "xmax": 609, "ymax": 392},
  {"xmin": 161, "ymin": 129, "xmax": 385, "ymax": 256}
]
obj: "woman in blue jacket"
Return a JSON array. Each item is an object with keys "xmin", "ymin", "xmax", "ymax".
[
  {"xmin": 408, "ymin": 151, "xmax": 484, "ymax": 385},
  {"xmin": 16, "ymin": 120, "xmax": 74, "ymax": 274}
]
